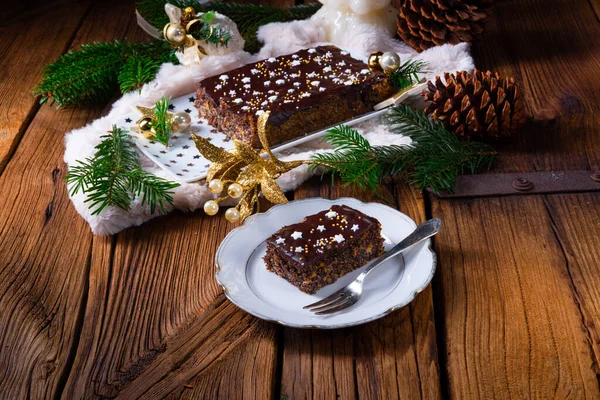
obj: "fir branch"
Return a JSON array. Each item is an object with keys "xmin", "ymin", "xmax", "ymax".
[
  {"xmin": 35, "ymin": 40, "xmax": 177, "ymax": 108},
  {"xmin": 389, "ymin": 60, "xmax": 427, "ymax": 91},
  {"xmin": 153, "ymin": 96, "xmax": 171, "ymax": 146},
  {"xmin": 118, "ymin": 55, "xmax": 162, "ymax": 93},
  {"xmin": 310, "ymin": 105, "xmax": 496, "ymax": 194},
  {"xmin": 136, "ymin": 0, "xmax": 321, "ymax": 53},
  {"xmin": 66, "ymin": 126, "xmax": 179, "ymax": 215}
]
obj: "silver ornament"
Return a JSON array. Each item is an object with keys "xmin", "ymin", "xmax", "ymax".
[
  {"xmin": 379, "ymin": 51, "xmax": 401, "ymax": 74},
  {"xmin": 172, "ymin": 112, "xmax": 192, "ymax": 131},
  {"xmin": 164, "ymin": 23, "xmax": 186, "ymax": 46}
]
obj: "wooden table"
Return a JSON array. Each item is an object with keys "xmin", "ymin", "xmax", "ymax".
[{"xmin": 1, "ymin": 0, "xmax": 600, "ymax": 398}]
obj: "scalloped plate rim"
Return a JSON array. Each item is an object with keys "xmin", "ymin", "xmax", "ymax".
[{"xmin": 215, "ymin": 197, "xmax": 437, "ymax": 329}]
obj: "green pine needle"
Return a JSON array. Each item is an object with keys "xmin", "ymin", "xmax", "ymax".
[
  {"xmin": 389, "ymin": 60, "xmax": 427, "ymax": 91},
  {"xmin": 152, "ymin": 96, "xmax": 171, "ymax": 147},
  {"xmin": 66, "ymin": 126, "xmax": 179, "ymax": 215},
  {"xmin": 35, "ymin": 40, "xmax": 177, "ymax": 108},
  {"xmin": 118, "ymin": 55, "xmax": 162, "ymax": 93},
  {"xmin": 310, "ymin": 104, "xmax": 496, "ymax": 194},
  {"xmin": 136, "ymin": 0, "xmax": 322, "ymax": 53}
]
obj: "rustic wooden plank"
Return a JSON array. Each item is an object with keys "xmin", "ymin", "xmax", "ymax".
[
  {"xmin": 63, "ymin": 206, "xmax": 278, "ymax": 398},
  {"xmin": 431, "ymin": 195, "xmax": 600, "ymax": 398},
  {"xmin": 471, "ymin": 0, "xmax": 600, "ymax": 173},
  {"xmin": 0, "ymin": 0, "xmax": 175, "ymax": 397},
  {"xmin": 543, "ymin": 192, "xmax": 600, "ymax": 375},
  {"xmin": 280, "ymin": 178, "xmax": 442, "ymax": 400},
  {"xmin": 0, "ymin": 0, "xmax": 92, "ymax": 175},
  {"xmin": 0, "ymin": 98, "xmax": 101, "ymax": 398}
]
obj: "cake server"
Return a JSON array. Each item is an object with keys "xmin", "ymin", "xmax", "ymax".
[
  {"xmin": 270, "ymin": 81, "xmax": 428, "ymax": 153},
  {"xmin": 303, "ymin": 218, "xmax": 441, "ymax": 315}
]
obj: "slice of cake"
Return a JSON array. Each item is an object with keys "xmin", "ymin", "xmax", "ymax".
[
  {"xmin": 195, "ymin": 46, "xmax": 394, "ymax": 148},
  {"xmin": 263, "ymin": 205, "xmax": 385, "ymax": 294}
]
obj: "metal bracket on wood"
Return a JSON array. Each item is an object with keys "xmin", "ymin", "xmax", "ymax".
[{"xmin": 431, "ymin": 170, "xmax": 600, "ymax": 199}]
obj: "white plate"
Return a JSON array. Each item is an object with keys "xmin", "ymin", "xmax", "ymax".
[
  {"xmin": 115, "ymin": 93, "xmax": 235, "ymax": 183},
  {"xmin": 215, "ymin": 197, "xmax": 437, "ymax": 329}
]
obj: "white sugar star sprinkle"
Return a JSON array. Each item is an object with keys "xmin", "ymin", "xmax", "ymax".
[
  {"xmin": 308, "ymin": 48, "xmax": 316, "ymax": 53},
  {"xmin": 323, "ymin": 66, "xmax": 332, "ymax": 73},
  {"xmin": 291, "ymin": 60, "xmax": 301, "ymax": 67},
  {"xmin": 268, "ymin": 95, "xmax": 278, "ymax": 102},
  {"xmin": 233, "ymin": 98, "xmax": 243, "ymax": 104},
  {"xmin": 311, "ymin": 81, "xmax": 320, "ymax": 86},
  {"xmin": 267, "ymin": 57, "xmax": 276, "ymax": 62},
  {"xmin": 291, "ymin": 231, "xmax": 303, "ymax": 240},
  {"xmin": 317, "ymin": 225, "xmax": 325, "ymax": 232},
  {"xmin": 351, "ymin": 224, "xmax": 359, "ymax": 232},
  {"xmin": 255, "ymin": 110, "xmax": 265, "ymax": 116},
  {"xmin": 276, "ymin": 79, "xmax": 286, "ymax": 85},
  {"xmin": 241, "ymin": 77, "xmax": 251, "ymax": 83},
  {"xmin": 219, "ymin": 74, "xmax": 229, "ymax": 81},
  {"xmin": 251, "ymin": 68, "xmax": 259, "ymax": 75},
  {"xmin": 228, "ymin": 90, "xmax": 236, "ymax": 96},
  {"xmin": 333, "ymin": 234, "xmax": 345, "ymax": 243},
  {"xmin": 276, "ymin": 237, "xmax": 285, "ymax": 244},
  {"xmin": 295, "ymin": 247, "xmax": 303, "ymax": 253},
  {"xmin": 325, "ymin": 210, "xmax": 338, "ymax": 219},
  {"xmin": 215, "ymin": 84, "xmax": 223, "ymax": 90},
  {"xmin": 360, "ymin": 69, "xmax": 370, "ymax": 74},
  {"xmin": 264, "ymin": 81, "xmax": 271, "ymax": 86}
]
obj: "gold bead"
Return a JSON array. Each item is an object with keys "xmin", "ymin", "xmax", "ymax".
[
  {"xmin": 208, "ymin": 179, "xmax": 224, "ymax": 194},
  {"xmin": 227, "ymin": 183, "xmax": 243, "ymax": 199},
  {"xmin": 368, "ymin": 51, "xmax": 383, "ymax": 71},
  {"xmin": 139, "ymin": 117, "xmax": 153, "ymax": 131},
  {"xmin": 183, "ymin": 6, "xmax": 196, "ymax": 18},
  {"xmin": 204, "ymin": 200, "xmax": 219, "ymax": 216},
  {"xmin": 225, "ymin": 208, "xmax": 240, "ymax": 223}
]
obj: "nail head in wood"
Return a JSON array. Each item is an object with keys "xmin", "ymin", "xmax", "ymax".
[{"xmin": 512, "ymin": 178, "xmax": 533, "ymax": 192}]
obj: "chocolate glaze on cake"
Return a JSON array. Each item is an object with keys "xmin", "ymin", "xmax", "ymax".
[
  {"xmin": 195, "ymin": 46, "xmax": 394, "ymax": 148},
  {"xmin": 263, "ymin": 205, "xmax": 385, "ymax": 294},
  {"xmin": 265, "ymin": 205, "xmax": 379, "ymax": 266}
]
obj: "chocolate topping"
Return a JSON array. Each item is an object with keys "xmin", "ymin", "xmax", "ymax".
[
  {"xmin": 265, "ymin": 205, "xmax": 380, "ymax": 266},
  {"xmin": 197, "ymin": 46, "xmax": 389, "ymax": 123}
]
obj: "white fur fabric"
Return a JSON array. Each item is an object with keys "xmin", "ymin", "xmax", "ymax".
[{"xmin": 64, "ymin": 18, "xmax": 474, "ymax": 236}]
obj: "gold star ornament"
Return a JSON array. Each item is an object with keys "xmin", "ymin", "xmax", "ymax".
[{"xmin": 193, "ymin": 111, "xmax": 306, "ymax": 223}]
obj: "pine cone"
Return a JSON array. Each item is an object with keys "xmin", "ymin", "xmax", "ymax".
[
  {"xmin": 397, "ymin": 0, "xmax": 494, "ymax": 52},
  {"xmin": 422, "ymin": 69, "xmax": 526, "ymax": 140}
]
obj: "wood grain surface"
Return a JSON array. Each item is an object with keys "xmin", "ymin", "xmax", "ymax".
[{"xmin": 1, "ymin": 0, "xmax": 600, "ymax": 398}]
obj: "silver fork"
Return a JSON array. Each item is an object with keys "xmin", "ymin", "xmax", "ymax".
[{"xmin": 303, "ymin": 218, "xmax": 442, "ymax": 315}]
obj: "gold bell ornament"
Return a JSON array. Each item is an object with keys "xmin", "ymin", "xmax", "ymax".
[{"xmin": 162, "ymin": 4, "xmax": 244, "ymax": 66}]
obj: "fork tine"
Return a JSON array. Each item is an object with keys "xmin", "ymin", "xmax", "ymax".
[
  {"xmin": 303, "ymin": 290, "xmax": 345, "ymax": 309},
  {"xmin": 308, "ymin": 293, "xmax": 351, "ymax": 313},
  {"xmin": 314, "ymin": 298, "xmax": 355, "ymax": 315}
]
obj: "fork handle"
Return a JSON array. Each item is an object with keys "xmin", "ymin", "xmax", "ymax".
[{"xmin": 360, "ymin": 218, "xmax": 442, "ymax": 280}]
